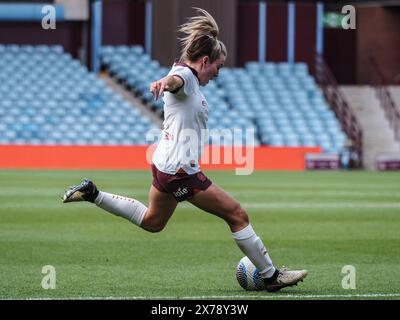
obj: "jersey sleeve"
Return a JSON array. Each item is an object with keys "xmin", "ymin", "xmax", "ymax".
[{"xmin": 169, "ymin": 66, "xmax": 195, "ymax": 96}]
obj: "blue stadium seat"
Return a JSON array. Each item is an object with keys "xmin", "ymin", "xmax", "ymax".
[
  {"xmin": 0, "ymin": 44, "xmax": 159, "ymax": 146},
  {"xmin": 96, "ymin": 50, "xmax": 347, "ymax": 150}
]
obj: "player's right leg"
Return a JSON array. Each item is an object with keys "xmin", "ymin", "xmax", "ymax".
[
  {"xmin": 62, "ymin": 179, "xmax": 177, "ymax": 232},
  {"xmin": 189, "ymin": 183, "xmax": 308, "ymax": 292}
]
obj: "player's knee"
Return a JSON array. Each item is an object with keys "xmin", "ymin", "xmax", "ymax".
[
  {"xmin": 143, "ymin": 222, "xmax": 166, "ymax": 233},
  {"xmin": 149, "ymin": 226, "xmax": 165, "ymax": 233},
  {"xmin": 141, "ymin": 215, "xmax": 166, "ymax": 233}
]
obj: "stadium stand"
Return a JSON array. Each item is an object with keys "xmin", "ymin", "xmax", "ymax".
[
  {"xmin": 101, "ymin": 45, "xmax": 260, "ymax": 147},
  {"xmin": 219, "ymin": 62, "xmax": 348, "ymax": 153},
  {"xmin": 0, "ymin": 44, "xmax": 159, "ymax": 146},
  {"xmin": 100, "ymin": 45, "xmax": 347, "ymax": 153},
  {"xmin": 101, "ymin": 45, "xmax": 169, "ymax": 113}
]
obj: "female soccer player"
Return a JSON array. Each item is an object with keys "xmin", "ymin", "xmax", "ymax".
[{"xmin": 63, "ymin": 8, "xmax": 307, "ymax": 292}]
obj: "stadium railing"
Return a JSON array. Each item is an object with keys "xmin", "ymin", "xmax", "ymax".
[
  {"xmin": 314, "ymin": 53, "xmax": 363, "ymax": 168},
  {"xmin": 370, "ymin": 56, "xmax": 400, "ymax": 142}
]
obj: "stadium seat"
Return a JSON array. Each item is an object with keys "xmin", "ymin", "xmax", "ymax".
[
  {"xmin": 97, "ymin": 47, "xmax": 347, "ymax": 151},
  {"xmin": 0, "ymin": 44, "xmax": 159, "ymax": 145}
]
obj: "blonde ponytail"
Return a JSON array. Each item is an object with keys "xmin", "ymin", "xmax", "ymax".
[{"xmin": 178, "ymin": 7, "xmax": 227, "ymax": 63}]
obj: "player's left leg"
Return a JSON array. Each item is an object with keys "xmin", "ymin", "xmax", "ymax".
[
  {"xmin": 62, "ymin": 179, "xmax": 178, "ymax": 233},
  {"xmin": 140, "ymin": 185, "xmax": 178, "ymax": 232},
  {"xmin": 62, "ymin": 179, "xmax": 148, "ymax": 226}
]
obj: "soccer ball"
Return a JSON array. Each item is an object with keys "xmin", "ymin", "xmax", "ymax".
[{"xmin": 236, "ymin": 256, "xmax": 265, "ymax": 291}]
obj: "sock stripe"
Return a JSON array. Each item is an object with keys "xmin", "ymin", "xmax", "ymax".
[{"xmin": 95, "ymin": 191, "xmax": 147, "ymax": 227}]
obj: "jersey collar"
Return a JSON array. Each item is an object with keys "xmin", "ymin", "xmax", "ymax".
[{"xmin": 174, "ymin": 62, "xmax": 200, "ymax": 83}]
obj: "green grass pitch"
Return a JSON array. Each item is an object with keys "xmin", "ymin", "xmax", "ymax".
[{"xmin": 0, "ymin": 169, "xmax": 399, "ymax": 300}]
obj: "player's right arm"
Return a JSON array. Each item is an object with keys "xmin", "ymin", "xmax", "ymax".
[{"xmin": 150, "ymin": 75, "xmax": 184, "ymax": 100}]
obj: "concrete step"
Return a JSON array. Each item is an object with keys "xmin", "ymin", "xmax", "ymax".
[
  {"xmin": 388, "ymin": 86, "xmax": 400, "ymax": 114},
  {"xmin": 339, "ymin": 85, "xmax": 400, "ymax": 170},
  {"xmin": 100, "ymin": 73, "xmax": 163, "ymax": 128}
]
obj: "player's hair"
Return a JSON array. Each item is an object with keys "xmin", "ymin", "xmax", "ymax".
[{"xmin": 178, "ymin": 7, "xmax": 227, "ymax": 63}]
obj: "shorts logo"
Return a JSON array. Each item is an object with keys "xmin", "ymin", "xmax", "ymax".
[
  {"xmin": 197, "ymin": 172, "xmax": 206, "ymax": 182},
  {"xmin": 173, "ymin": 187, "xmax": 189, "ymax": 198}
]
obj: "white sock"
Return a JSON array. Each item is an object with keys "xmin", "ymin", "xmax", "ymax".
[
  {"xmin": 232, "ymin": 224, "xmax": 276, "ymax": 278},
  {"xmin": 94, "ymin": 191, "xmax": 147, "ymax": 226}
]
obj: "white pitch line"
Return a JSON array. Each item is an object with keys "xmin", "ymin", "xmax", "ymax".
[
  {"xmin": 179, "ymin": 202, "xmax": 400, "ymax": 209},
  {"xmin": 240, "ymin": 203, "xmax": 400, "ymax": 209},
  {"xmin": 2, "ymin": 189, "xmax": 400, "ymax": 198},
  {"xmin": 230, "ymin": 190, "xmax": 400, "ymax": 197},
  {"xmin": 1, "ymin": 202, "xmax": 400, "ymax": 210},
  {"xmin": 14, "ymin": 293, "xmax": 400, "ymax": 300},
  {"xmin": 178, "ymin": 293, "xmax": 400, "ymax": 299}
]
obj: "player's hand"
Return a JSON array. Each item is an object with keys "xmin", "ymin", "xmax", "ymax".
[
  {"xmin": 150, "ymin": 75, "xmax": 183, "ymax": 100},
  {"xmin": 150, "ymin": 78, "xmax": 169, "ymax": 100}
]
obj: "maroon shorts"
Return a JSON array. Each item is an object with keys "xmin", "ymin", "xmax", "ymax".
[{"xmin": 151, "ymin": 164, "xmax": 212, "ymax": 202}]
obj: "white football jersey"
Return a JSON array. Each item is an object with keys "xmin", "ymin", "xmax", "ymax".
[{"xmin": 152, "ymin": 63, "xmax": 208, "ymax": 175}]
